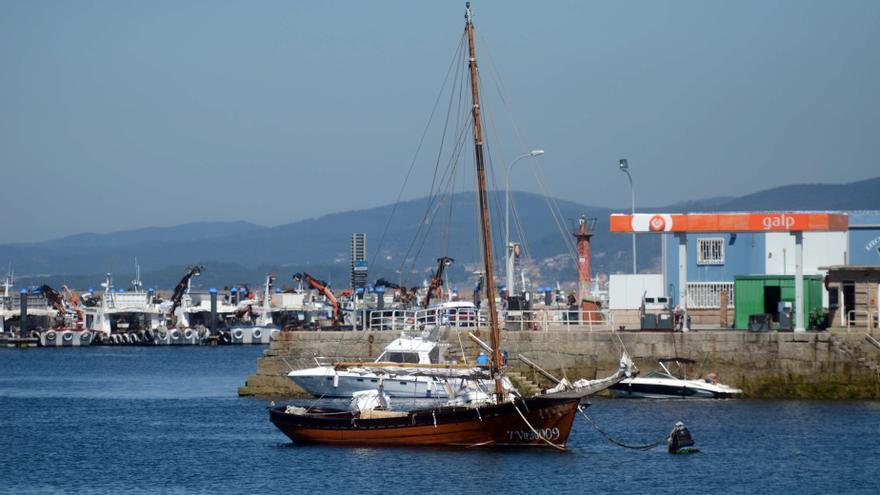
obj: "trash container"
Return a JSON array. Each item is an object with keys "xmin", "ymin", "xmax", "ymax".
[{"xmin": 748, "ymin": 314, "xmax": 771, "ymax": 332}]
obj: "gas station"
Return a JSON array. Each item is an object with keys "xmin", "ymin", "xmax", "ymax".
[{"xmin": 610, "ymin": 212, "xmax": 849, "ymax": 331}]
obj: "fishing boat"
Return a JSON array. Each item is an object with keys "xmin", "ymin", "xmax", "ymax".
[
  {"xmin": 270, "ymin": 4, "xmax": 606, "ymax": 448},
  {"xmin": 82, "ymin": 272, "xmax": 165, "ymax": 345},
  {"xmin": 609, "ymin": 358, "xmax": 742, "ymax": 399}
]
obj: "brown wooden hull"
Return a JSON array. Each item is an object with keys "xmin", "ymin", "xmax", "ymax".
[{"xmin": 269, "ymin": 396, "xmax": 580, "ymax": 448}]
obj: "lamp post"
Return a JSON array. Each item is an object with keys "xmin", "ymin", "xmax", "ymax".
[
  {"xmin": 619, "ymin": 158, "xmax": 636, "ymax": 274},
  {"xmin": 505, "ymin": 149, "xmax": 545, "ymax": 297}
]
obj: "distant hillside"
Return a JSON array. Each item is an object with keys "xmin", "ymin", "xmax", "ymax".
[
  {"xmin": 2, "ymin": 177, "xmax": 878, "ymax": 289},
  {"xmin": 665, "ymin": 177, "xmax": 880, "ymax": 212}
]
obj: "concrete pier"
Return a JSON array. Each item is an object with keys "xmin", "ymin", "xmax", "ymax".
[{"xmin": 240, "ymin": 328, "xmax": 880, "ymax": 399}]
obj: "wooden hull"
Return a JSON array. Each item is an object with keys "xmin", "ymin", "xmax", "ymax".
[{"xmin": 269, "ymin": 396, "xmax": 580, "ymax": 448}]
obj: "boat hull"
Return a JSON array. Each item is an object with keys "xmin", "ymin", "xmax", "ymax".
[
  {"xmin": 269, "ymin": 396, "xmax": 580, "ymax": 448},
  {"xmin": 609, "ymin": 380, "xmax": 741, "ymax": 399}
]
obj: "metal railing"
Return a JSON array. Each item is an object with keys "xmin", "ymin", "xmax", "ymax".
[
  {"xmin": 501, "ymin": 308, "xmax": 614, "ymax": 332},
  {"xmin": 364, "ymin": 306, "xmax": 613, "ymax": 332},
  {"xmin": 846, "ymin": 310, "xmax": 875, "ymax": 331},
  {"xmin": 367, "ymin": 306, "xmax": 486, "ymax": 332},
  {"xmin": 686, "ymin": 282, "xmax": 735, "ymax": 309}
]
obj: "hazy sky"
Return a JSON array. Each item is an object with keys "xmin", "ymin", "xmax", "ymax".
[{"xmin": 2, "ymin": 0, "xmax": 878, "ymax": 242}]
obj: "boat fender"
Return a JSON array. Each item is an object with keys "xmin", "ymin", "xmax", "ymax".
[
  {"xmin": 220, "ymin": 332, "xmax": 231, "ymax": 344},
  {"xmin": 80, "ymin": 332, "xmax": 90, "ymax": 344},
  {"xmin": 47, "ymin": 331, "xmax": 57, "ymax": 340},
  {"xmin": 63, "ymin": 331, "xmax": 73, "ymax": 342},
  {"xmin": 170, "ymin": 329, "xmax": 180, "ymax": 341},
  {"xmin": 184, "ymin": 329, "xmax": 194, "ymax": 340},
  {"xmin": 121, "ymin": 333, "xmax": 130, "ymax": 344},
  {"xmin": 233, "ymin": 329, "xmax": 244, "ymax": 340},
  {"xmin": 158, "ymin": 331, "xmax": 167, "ymax": 341},
  {"xmin": 333, "ymin": 373, "xmax": 339, "ymax": 388},
  {"xmin": 143, "ymin": 330, "xmax": 154, "ymax": 342},
  {"xmin": 130, "ymin": 333, "xmax": 141, "ymax": 344},
  {"xmin": 252, "ymin": 328, "xmax": 262, "ymax": 340}
]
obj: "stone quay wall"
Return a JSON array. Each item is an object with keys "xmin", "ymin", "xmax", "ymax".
[{"xmin": 240, "ymin": 328, "xmax": 880, "ymax": 400}]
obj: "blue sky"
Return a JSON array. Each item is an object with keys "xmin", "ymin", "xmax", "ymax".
[{"xmin": 2, "ymin": 0, "xmax": 878, "ymax": 242}]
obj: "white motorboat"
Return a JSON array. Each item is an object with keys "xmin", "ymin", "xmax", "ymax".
[
  {"xmin": 288, "ymin": 334, "xmax": 471, "ymax": 398},
  {"xmin": 609, "ymin": 358, "xmax": 742, "ymax": 399}
]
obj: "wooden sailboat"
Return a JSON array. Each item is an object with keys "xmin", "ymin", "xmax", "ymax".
[{"xmin": 269, "ymin": 2, "xmax": 581, "ymax": 448}]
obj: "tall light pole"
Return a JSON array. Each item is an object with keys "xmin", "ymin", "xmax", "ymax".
[
  {"xmin": 618, "ymin": 158, "xmax": 636, "ymax": 274},
  {"xmin": 505, "ymin": 149, "xmax": 545, "ymax": 298}
]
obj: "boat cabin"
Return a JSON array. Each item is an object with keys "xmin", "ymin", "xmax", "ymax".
[{"xmin": 375, "ymin": 337, "xmax": 440, "ymax": 364}]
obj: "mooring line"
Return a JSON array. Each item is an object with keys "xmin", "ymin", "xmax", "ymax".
[{"xmin": 577, "ymin": 406, "xmax": 666, "ymax": 450}]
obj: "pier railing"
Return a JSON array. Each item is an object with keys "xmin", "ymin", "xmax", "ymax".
[
  {"xmin": 502, "ymin": 308, "xmax": 614, "ymax": 332},
  {"xmin": 846, "ymin": 309, "xmax": 876, "ymax": 331},
  {"xmin": 364, "ymin": 306, "xmax": 613, "ymax": 332}
]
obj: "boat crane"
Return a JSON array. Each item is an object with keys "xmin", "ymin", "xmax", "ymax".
[
  {"xmin": 421, "ymin": 257, "xmax": 454, "ymax": 308},
  {"xmin": 292, "ymin": 273, "xmax": 342, "ymax": 325}
]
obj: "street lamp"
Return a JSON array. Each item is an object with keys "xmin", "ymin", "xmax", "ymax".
[
  {"xmin": 618, "ymin": 158, "xmax": 636, "ymax": 274},
  {"xmin": 505, "ymin": 149, "xmax": 545, "ymax": 297}
]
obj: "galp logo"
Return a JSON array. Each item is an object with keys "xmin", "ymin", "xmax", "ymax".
[
  {"xmin": 648, "ymin": 215, "xmax": 666, "ymax": 231},
  {"xmin": 761, "ymin": 214, "xmax": 795, "ymax": 230}
]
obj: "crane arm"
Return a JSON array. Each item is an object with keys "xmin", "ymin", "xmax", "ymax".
[
  {"xmin": 294, "ymin": 273, "xmax": 342, "ymax": 324},
  {"xmin": 421, "ymin": 257, "xmax": 454, "ymax": 308},
  {"xmin": 169, "ymin": 265, "xmax": 203, "ymax": 315},
  {"xmin": 39, "ymin": 284, "xmax": 67, "ymax": 317}
]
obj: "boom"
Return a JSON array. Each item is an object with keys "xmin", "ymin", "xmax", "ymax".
[
  {"xmin": 169, "ymin": 265, "xmax": 203, "ymax": 315},
  {"xmin": 293, "ymin": 273, "xmax": 342, "ymax": 324},
  {"xmin": 39, "ymin": 284, "xmax": 66, "ymax": 317},
  {"xmin": 421, "ymin": 257, "xmax": 454, "ymax": 308}
]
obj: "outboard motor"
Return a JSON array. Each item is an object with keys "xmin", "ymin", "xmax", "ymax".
[{"xmin": 668, "ymin": 421, "xmax": 698, "ymax": 454}]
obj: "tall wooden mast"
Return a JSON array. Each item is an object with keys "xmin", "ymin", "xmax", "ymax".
[{"xmin": 465, "ymin": 2, "xmax": 505, "ymax": 401}]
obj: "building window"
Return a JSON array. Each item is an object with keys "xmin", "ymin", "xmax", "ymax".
[{"xmin": 697, "ymin": 238, "xmax": 725, "ymax": 265}]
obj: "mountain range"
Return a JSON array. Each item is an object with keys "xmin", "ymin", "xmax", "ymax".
[{"xmin": 2, "ymin": 177, "xmax": 877, "ymax": 290}]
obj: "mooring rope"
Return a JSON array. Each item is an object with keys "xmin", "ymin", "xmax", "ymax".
[
  {"xmin": 577, "ymin": 406, "xmax": 667, "ymax": 450},
  {"xmin": 513, "ymin": 402, "xmax": 566, "ymax": 451}
]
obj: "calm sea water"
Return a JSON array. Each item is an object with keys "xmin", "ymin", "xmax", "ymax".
[{"xmin": 1, "ymin": 346, "xmax": 879, "ymax": 494}]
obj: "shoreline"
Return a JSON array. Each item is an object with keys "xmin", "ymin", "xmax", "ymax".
[{"xmin": 240, "ymin": 328, "xmax": 880, "ymax": 400}]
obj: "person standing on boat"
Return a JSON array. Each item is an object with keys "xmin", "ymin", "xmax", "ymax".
[{"xmin": 476, "ymin": 351, "xmax": 489, "ymax": 366}]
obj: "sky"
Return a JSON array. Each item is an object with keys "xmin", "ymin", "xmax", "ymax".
[{"xmin": 2, "ymin": 0, "xmax": 878, "ymax": 243}]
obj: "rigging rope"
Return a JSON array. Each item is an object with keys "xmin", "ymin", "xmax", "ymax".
[{"xmin": 372, "ymin": 32, "xmax": 467, "ymax": 269}]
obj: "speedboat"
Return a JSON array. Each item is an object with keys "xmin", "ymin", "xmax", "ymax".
[
  {"xmin": 609, "ymin": 358, "xmax": 742, "ymax": 399},
  {"xmin": 288, "ymin": 334, "xmax": 471, "ymax": 398}
]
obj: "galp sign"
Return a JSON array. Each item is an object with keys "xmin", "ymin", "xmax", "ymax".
[{"xmin": 759, "ymin": 214, "xmax": 797, "ymax": 231}]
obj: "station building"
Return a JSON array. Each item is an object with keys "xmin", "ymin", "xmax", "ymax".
[{"xmin": 610, "ymin": 211, "xmax": 880, "ymax": 330}]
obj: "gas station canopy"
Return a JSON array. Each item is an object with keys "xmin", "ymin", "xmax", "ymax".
[
  {"xmin": 608, "ymin": 211, "xmax": 849, "ymax": 332},
  {"xmin": 610, "ymin": 212, "xmax": 848, "ymax": 234}
]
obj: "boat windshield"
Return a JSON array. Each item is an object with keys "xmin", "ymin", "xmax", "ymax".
[
  {"xmin": 384, "ymin": 352, "xmax": 421, "ymax": 364},
  {"xmin": 645, "ymin": 370, "xmax": 676, "ymax": 379}
]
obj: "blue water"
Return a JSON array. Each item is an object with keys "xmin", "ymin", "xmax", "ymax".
[{"xmin": 2, "ymin": 347, "xmax": 879, "ymax": 494}]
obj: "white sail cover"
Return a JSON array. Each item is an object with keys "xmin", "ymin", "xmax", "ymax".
[{"xmin": 539, "ymin": 352, "xmax": 638, "ymax": 399}]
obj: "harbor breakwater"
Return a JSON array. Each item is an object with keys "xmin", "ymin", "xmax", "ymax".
[{"xmin": 240, "ymin": 329, "xmax": 880, "ymax": 399}]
